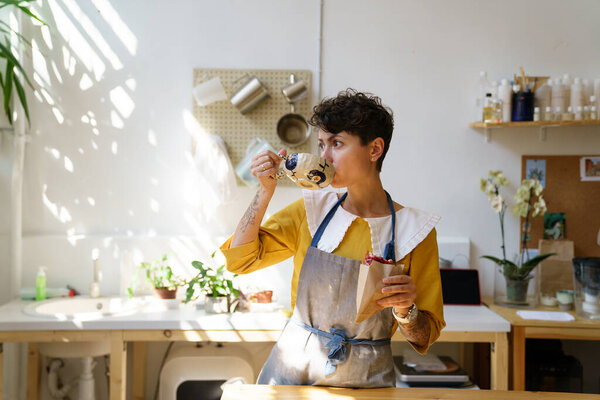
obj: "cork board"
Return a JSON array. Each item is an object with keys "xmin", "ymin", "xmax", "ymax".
[
  {"xmin": 193, "ymin": 68, "xmax": 313, "ymax": 185},
  {"xmin": 521, "ymin": 155, "xmax": 600, "ymax": 257}
]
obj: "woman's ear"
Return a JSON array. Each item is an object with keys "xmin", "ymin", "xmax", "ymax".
[{"xmin": 370, "ymin": 137, "xmax": 385, "ymax": 161}]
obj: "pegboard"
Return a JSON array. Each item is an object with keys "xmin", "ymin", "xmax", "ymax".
[{"xmin": 193, "ymin": 68, "xmax": 313, "ymax": 185}]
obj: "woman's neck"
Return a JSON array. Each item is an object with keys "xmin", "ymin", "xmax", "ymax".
[{"xmin": 342, "ymin": 178, "xmax": 390, "ymax": 218}]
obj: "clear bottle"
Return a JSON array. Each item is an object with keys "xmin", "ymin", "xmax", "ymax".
[
  {"xmin": 482, "ymin": 93, "xmax": 494, "ymax": 123},
  {"xmin": 575, "ymin": 105, "xmax": 583, "ymax": 121},
  {"xmin": 533, "ymin": 107, "xmax": 540, "ymax": 121},
  {"xmin": 475, "ymin": 71, "xmax": 491, "ymax": 122},
  {"xmin": 544, "ymin": 106, "xmax": 554, "ymax": 122},
  {"xmin": 590, "ymin": 95, "xmax": 596, "ymax": 107},
  {"xmin": 535, "ymin": 80, "xmax": 552, "ymax": 118},
  {"xmin": 562, "ymin": 106, "xmax": 573, "ymax": 121},
  {"xmin": 555, "ymin": 106, "xmax": 562, "ymax": 121},
  {"xmin": 584, "ymin": 105, "xmax": 590, "ymax": 120},
  {"xmin": 591, "ymin": 105, "xmax": 598, "ymax": 120},
  {"xmin": 499, "ymin": 79, "xmax": 513, "ymax": 122},
  {"xmin": 563, "ymin": 73, "xmax": 572, "ymax": 109},
  {"xmin": 583, "ymin": 79, "xmax": 593, "ymax": 101},
  {"xmin": 570, "ymin": 77, "xmax": 584, "ymax": 111},
  {"xmin": 551, "ymin": 78, "xmax": 566, "ymax": 113},
  {"xmin": 494, "ymin": 98, "xmax": 503, "ymax": 122}
]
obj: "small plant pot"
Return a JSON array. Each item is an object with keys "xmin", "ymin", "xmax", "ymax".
[
  {"xmin": 505, "ymin": 278, "xmax": 530, "ymax": 303},
  {"xmin": 154, "ymin": 287, "xmax": 177, "ymax": 299},
  {"xmin": 205, "ymin": 296, "xmax": 229, "ymax": 313},
  {"xmin": 254, "ymin": 290, "xmax": 273, "ymax": 303}
]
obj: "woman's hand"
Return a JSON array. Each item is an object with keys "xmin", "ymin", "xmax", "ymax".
[
  {"xmin": 250, "ymin": 149, "xmax": 287, "ymax": 192},
  {"xmin": 377, "ymin": 275, "xmax": 416, "ymax": 316}
]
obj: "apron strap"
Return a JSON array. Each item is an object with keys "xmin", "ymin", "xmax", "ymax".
[
  {"xmin": 294, "ymin": 320, "xmax": 391, "ymax": 376},
  {"xmin": 310, "ymin": 190, "xmax": 396, "ymax": 264}
]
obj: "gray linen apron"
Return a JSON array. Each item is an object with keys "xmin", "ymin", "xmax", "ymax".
[{"xmin": 257, "ymin": 192, "xmax": 397, "ymax": 388}]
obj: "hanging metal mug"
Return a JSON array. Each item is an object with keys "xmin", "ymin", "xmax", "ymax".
[
  {"xmin": 276, "ymin": 74, "xmax": 310, "ymax": 146},
  {"xmin": 230, "ymin": 74, "xmax": 269, "ymax": 114}
]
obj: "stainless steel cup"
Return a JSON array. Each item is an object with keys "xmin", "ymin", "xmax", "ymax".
[
  {"xmin": 281, "ymin": 74, "xmax": 308, "ymax": 104},
  {"xmin": 230, "ymin": 75, "xmax": 269, "ymax": 114}
]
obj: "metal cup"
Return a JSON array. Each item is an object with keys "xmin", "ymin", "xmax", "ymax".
[
  {"xmin": 281, "ymin": 74, "xmax": 307, "ymax": 104},
  {"xmin": 230, "ymin": 75, "xmax": 269, "ymax": 114}
]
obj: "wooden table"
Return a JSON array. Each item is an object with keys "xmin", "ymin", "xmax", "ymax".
[
  {"xmin": 0, "ymin": 303, "xmax": 509, "ymax": 399},
  {"xmin": 221, "ymin": 384, "xmax": 600, "ymax": 399},
  {"xmin": 484, "ymin": 298, "xmax": 600, "ymax": 391}
]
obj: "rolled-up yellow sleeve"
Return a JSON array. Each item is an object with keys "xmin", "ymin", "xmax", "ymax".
[
  {"xmin": 220, "ymin": 198, "xmax": 305, "ymax": 274},
  {"xmin": 406, "ymin": 228, "xmax": 446, "ymax": 354}
]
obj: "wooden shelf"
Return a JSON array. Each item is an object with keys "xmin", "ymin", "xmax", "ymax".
[
  {"xmin": 469, "ymin": 120, "xmax": 600, "ymax": 142},
  {"xmin": 470, "ymin": 120, "xmax": 600, "ymax": 128}
]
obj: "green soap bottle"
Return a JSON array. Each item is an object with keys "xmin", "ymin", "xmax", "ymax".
[{"xmin": 35, "ymin": 266, "xmax": 47, "ymax": 301}]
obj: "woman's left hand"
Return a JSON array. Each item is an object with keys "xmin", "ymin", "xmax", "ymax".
[{"xmin": 377, "ymin": 275, "xmax": 416, "ymax": 316}]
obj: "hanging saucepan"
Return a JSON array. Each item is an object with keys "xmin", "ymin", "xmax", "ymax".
[{"xmin": 276, "ymin": 74, "xmax": 310, "ymax": 146}]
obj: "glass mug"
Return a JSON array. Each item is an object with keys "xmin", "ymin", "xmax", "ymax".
[
  {"xmin": 272, "ymin": 153, "xmax": 335, "ymax": 190},
  {"xmin": 235, "ymin": 138, "xmax": 275, "ymax": 186}
]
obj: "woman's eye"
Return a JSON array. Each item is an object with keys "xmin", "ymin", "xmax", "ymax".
[
  {"xmin": 333, "ymin": 140, "xmax": 342, "ymax": 147},
  {"xmin": 318, "ymin": 143, "xmax": 324, "ymax": 150}
]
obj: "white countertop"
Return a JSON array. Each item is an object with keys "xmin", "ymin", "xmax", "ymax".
[{"xmin": 0, "ymin": 300, "xmax": 510, "ymax": 333}]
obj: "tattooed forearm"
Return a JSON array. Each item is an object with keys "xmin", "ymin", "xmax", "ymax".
[
  {"xmin": 230, "ymin": 186, "xmax": 274, "ymax": 248},
  {"xmin": 397, "ymin": 311, "xmax": 431, "ymax": 349},
  {"xmin": 239, "ymin": 191, "xmax": 260, "ymax": 234}
]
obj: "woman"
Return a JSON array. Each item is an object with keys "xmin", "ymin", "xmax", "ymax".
[{"xmin": 220, "ymin": 89, "xmax": 445, "ymax": 388}]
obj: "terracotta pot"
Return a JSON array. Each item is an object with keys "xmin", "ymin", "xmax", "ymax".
[
  {"xmin": 254, "ymin": 290, "xmax": 273, "ymax": 303},
  {"xmin": 154, "ymin": 287, "xmax": 177, "ymax": 299}
]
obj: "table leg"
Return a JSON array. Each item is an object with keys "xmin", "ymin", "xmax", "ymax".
[
  {"xmin": 490, "ymin": 332, "xmax": 508, "ymax": 390},
  {"xmin": 26, "ymin": 343, "xmax": 40, "ymax": 400},
  {"xmin": 512, "ymin": 326, "xmax": 526, "ymax": 390},
  {"xmin": 0, "ymin": 343, "xmax": 4, "ymax": 400},
  {"xmin": 110, "ymin": 332, "xmax": 127, "ymax": 400},
  {"xmin": 132, "ymin": 342, "xmax": 146, "ymax": 400}
]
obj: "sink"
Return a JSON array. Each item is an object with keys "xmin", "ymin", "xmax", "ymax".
[{"xmin": 23, "ymin": 296, "xmax": 140, "ymax": 320}]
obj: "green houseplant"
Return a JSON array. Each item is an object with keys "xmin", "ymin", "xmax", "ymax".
[
  {"xmin": 480, "ymin": 171, "xmax": 555, "ymax": 305},
  {"xmin": 1, "ymin": 0, "xmax": 45, "ymax": 126},
  {"xmin": 128, "ymin": 254, "xmax": 183, "ymax": 299},
  {"xmin": 185, "ymin": 252, "xmax": 241, "ymax": 313}
]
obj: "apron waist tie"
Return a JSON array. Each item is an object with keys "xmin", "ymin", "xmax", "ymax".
[{"xmin": 294, "ymin": 320, "xmax": 390, "ymax": 376}]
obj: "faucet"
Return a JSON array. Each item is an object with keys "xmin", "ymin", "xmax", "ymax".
[{"xmin": 90, "ymin": 258, "xmax": 101, "ymax": 298}]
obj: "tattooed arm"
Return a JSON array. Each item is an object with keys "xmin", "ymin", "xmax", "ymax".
[
  {"xmin": 378, "ymin": 274, "xmax": 431, "ymax": 350},
  {"xmin": 230, "ymin": 149, "xmax": 286, "ymax": 247}
]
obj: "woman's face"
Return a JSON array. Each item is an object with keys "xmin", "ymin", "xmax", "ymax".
[{"xmin": 318, "ymin": 130, "xmax": 374, "ymax": 188}]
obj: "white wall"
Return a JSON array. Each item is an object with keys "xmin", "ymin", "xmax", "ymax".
[
  {"xmin": 16, "ymin": 0, "xmax": 600, "ymax": 300},
  {"xmin": 3, "ymin": 0, "xmax": 600, "ymax": 394}
]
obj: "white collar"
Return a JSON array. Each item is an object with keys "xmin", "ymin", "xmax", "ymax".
[{"xmin": 303, "ymin": 190, "xmax": 440, "ymax": 260}]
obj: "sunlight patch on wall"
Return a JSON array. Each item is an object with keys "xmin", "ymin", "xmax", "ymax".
[
  {"xmin": 111, "ymin": 141, "xmax": 117, "ymax": 155},
  {"xmin": 42, "ymin": 184, "xmax": 72, "ymax": 223},
  {"xmin": 40, "ymin": 88, "xmax": 55, "ymax": 105},
  {"xmin": 40, "ymin": 24, "xmax": 53, "ymax": 50},
  {"xmin": 110, "ymin": 110, "xmax": 123, "ymax": 129},
  {"xmin": 52, "ymin": 107, "xmax": 64, "ymax": 124},
  {"xmin": 50, "ymin": 61, "xmax": 63, "ymax": 84},
  {"xmin": 45, "ymin": 147, "xmax": 60, "ymax": 159},
  {"xmin": 125, "ymin": 78, "xmax": 136, "ymax": 91},
  {"xmin": 63, "ymin": 156, "xmax": 74, "ymax": 172},
  {"xmin": 90, "ymin": 0, "xmax": 137, "ymax": 56},
  {"xmin": 87, "ymin": 197, "xmax": 95, "ymax": 206},
  {"xmin": 62, "ymin": 0, "xmax": 123, "ymax": 70},
  {"xmin": 109, "ymin": 86, "xmax": 134, "ymax": 118},
  {"xmin": 149, "ymin": 198, "xmax": 160, "ymax": 213},
  {"xmin": 79, "ymin": 73, "xmax": 93, "ymax": 90},
  {"xmin": 32, "ymin": 38, "xmax": 51, "ymax": 85},
  {"xmin": 147, "ymin": 129, "xmax": 157, "ymax": 147},
  {"xmin": 49, "ymin": 0, "xmax": 106, "ymax": 80}
]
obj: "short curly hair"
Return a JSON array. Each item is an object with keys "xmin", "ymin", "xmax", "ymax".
[{"xmin": 309, "ymin": 89, "xmax": 394, "ymax": 172}]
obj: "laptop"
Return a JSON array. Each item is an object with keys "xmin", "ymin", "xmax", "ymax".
[{"xmin": 440, "ymin": 268, "xmax": 482, "ymax": 305}]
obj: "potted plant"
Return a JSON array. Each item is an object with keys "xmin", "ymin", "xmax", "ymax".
[
  {"xmin": 184, "ymin": 252, "xmax": 241, "ymax": 313},
  {"xmin": 128, "ymin": 254, "xmax": 182, "ymax": 299},
  {"xmin": 480, "ymin": 171, "xmax": 555, "ymax": 306},
  {"xmin": 1, "ymin": 1, "xmax": 46, "ymax": 127}
]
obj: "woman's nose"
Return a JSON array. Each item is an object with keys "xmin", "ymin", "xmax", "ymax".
[{"xmin": 321, "ymin": 146, "xmax": 332, "ymax": 161}]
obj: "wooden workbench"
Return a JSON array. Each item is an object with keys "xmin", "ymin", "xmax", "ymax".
[
  {"xmin": 484, "ymin": 298, "xmax": 600, "ymax": 391},
  {"xmin": 0, "ymin": 302, "xmax": 509, "ymax": 399},
  {"xmin": 221, "ymin": 384, "xmax": 600, "ymax": 399}
]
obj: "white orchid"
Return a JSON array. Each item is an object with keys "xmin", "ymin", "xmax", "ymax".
[{"xmin": 491, "ymin": 195, "xmax": 503, "ymax": 213}]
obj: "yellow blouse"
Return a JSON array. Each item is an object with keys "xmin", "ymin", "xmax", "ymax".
[{"xmin": 220, "ymin": 197, "xmax": 446, "ymax": 354}]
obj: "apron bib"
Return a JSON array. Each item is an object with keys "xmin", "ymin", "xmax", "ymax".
[{"xmin": 257, "ymin": 192, "xmax": 398, "ymax": 388}]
